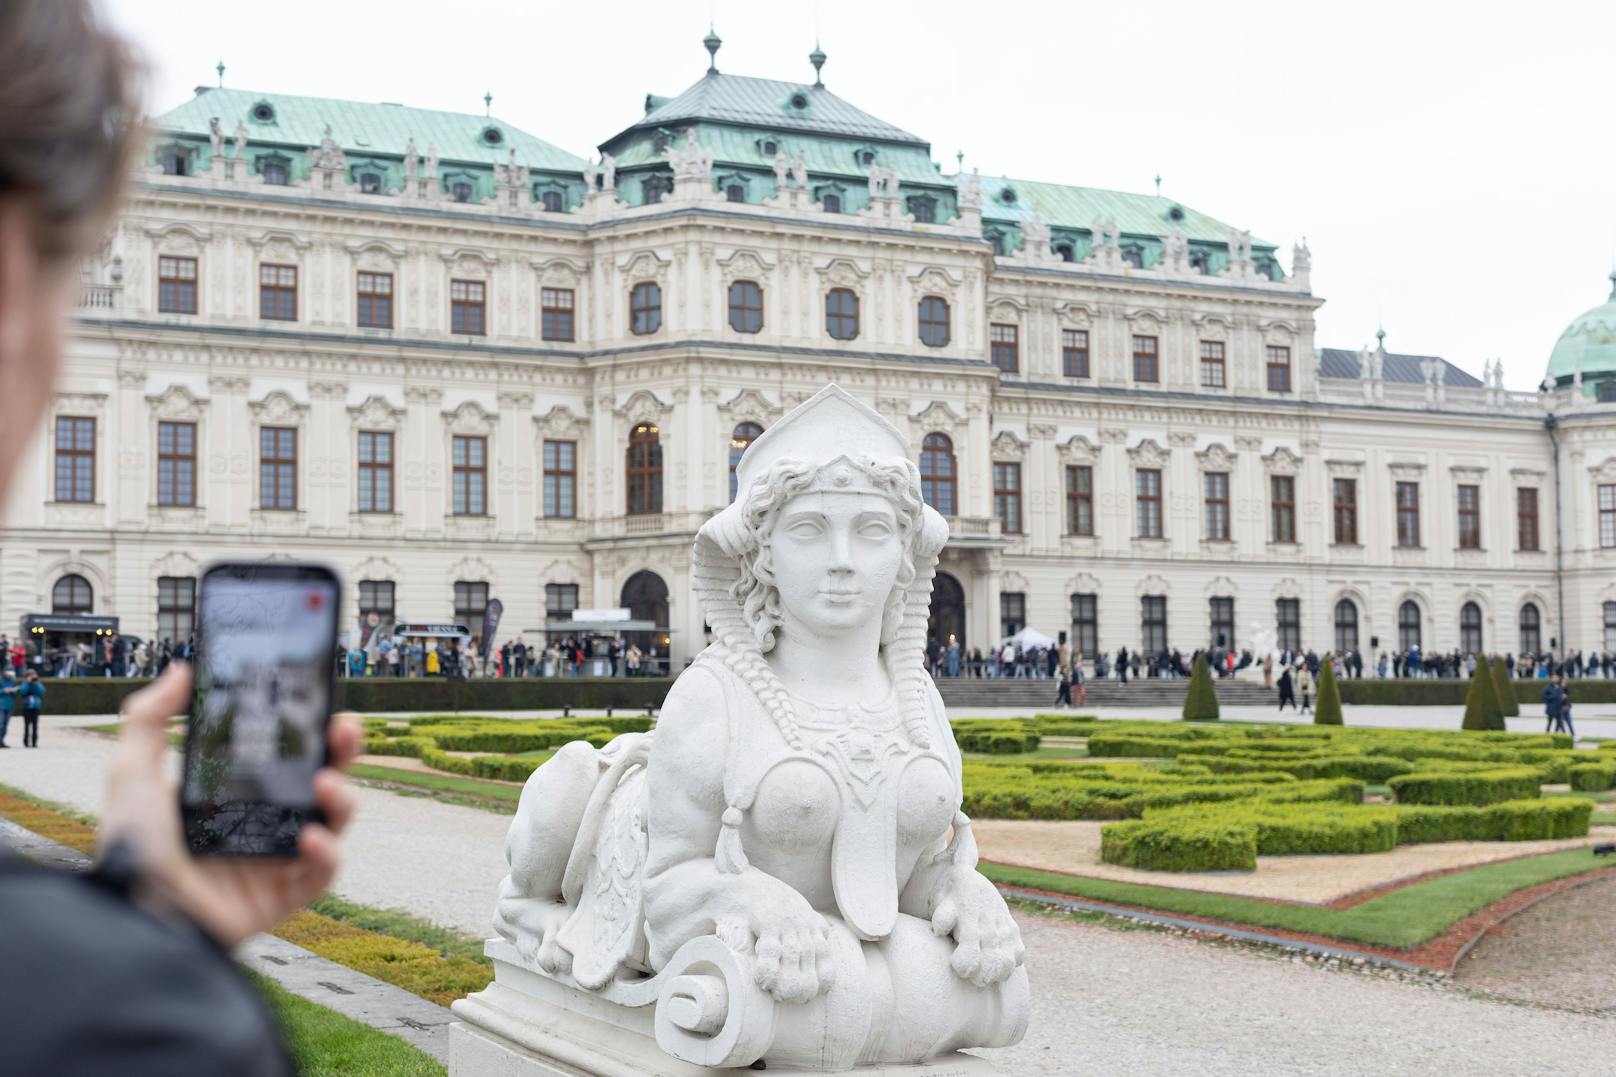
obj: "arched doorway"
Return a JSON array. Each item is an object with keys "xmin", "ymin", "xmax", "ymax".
[
  {"xmin": 621, "ymin": 570, "xmax": 669, "ymax": 672},
  {"xmin": 928, "ymin": 572, "xmax": 966, "ymax": 654}
]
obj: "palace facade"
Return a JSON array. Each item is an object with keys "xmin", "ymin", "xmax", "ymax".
[{"xmin": 12, "ymin": 38, "xmax": 1616, "ymax": 664}]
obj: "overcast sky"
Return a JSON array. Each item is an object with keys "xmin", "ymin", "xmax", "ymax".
[{"xmin": 103, "ymin": 0, "xmax": 1616, "ymax": 390}]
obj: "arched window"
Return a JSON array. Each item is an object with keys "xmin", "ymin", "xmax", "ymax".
[
  {"xmin": 626, "ymin": 423, "xmax": 663, "ymax": 515},
  {"xmin": 359, "ymin": 171, "xmax": 383, "ymax": 194},
  {"xmin": 620, "ymin": 570, "xmax": 670, "ymax": 660},
  {"xmin": 1460, "ymin": 601, "xmax": 1483, "ymax": 654},
  {"xmin": 728, "ymin": 421, "xmax": 764, "ymax": 502},
  {"xmin": 1519, "ymin": 603, "xmax": 1541, "ymax": 655},
  {"xmin": 917, "ymin": 296, "xmax": 951, "ymax": 348},
  {"xmin": 1333, "ymin": 598, "xmax": 1359, "ymax": 652},
  {"xmin": 725, "ymin": 183, "xmax": 746, "ymax": 203},
  {"xmin": 821, "ymin": 192, "xmax": 841, "ymax": 214},
  {"xmin": 825, "ymin": 288, "xmax": 859, "ymax": 340},
  {"xmin": 727, "ymin": 280, "xmax": 763, "ymax": 333},
  {"xmin": 919, "ymin": 433, "xmax": 957, "ymax": 516},
  {"xmin": 1398, "ymin": 600, "xmax": 1422, "ymax": 652},
  {"xmin": 630, "ymin": 282, "xmax": 662, "ymax": 335},
  {"xmin": 540, "ymin": 189, "xmax": 564, "ymax": 212},
  {"xmin": 52, "ymin": 574, "xmax": 93, "ymax": 614},
  {"xmin": 929, "ymin": 572, "xmax": 966, "ymax": 653},
  {"xmin": 1054, "ymin": 242, "xmax": 1076, "ymax": 262}
]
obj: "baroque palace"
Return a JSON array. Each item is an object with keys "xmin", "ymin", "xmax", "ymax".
[{"xmin": 13, "ymin": 36, "xmax": 1616, "ymax": 664}]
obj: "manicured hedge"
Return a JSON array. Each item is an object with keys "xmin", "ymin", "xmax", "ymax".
[
  {"xmin": 1340, "ymin": 679, "xmax": 1616, "ymax": 706},
  {"xmin": 1180, "ymin": 753, "xmax": 1414, "ymax": 784},
  {"xmin": 1148, "ymin": 802, "xmax": 1399, "ymax": 856},
  {"xmin": 340, "ymin": 676, "xmax": 675, "ymax": 713},
  {"xmin": 1569, "ymin": 761, "xmax": 1616, "ymax": 793},
  {"xmin": 1100, "ymin": 819, "xmax": 1257, "ymax": 872},
  {"xmin": 419, "ymin": 747, "xmax": 542, "ymax": 783},
  {"xmin": 360, "ymin": 736, "xmax": 434, "ymax": 758},
  {"xmin": 1387, "ymin": 768, "xmax": 1542, "ymax": 806},
  {"xmin": 1392, "ymin": 798, "xmax": 1592, "ymax": 843},
  {"xmin": 952, "ymin": 720, "xmax": 1041, "ymax": 754}
]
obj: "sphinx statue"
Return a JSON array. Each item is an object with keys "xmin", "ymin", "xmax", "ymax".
[{"xmin": 453, "ymin": 385, "xmax": 1029, "ymax": 1074}]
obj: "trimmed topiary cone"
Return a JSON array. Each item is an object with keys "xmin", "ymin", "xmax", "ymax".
[
  {"xmin": 1462, "ymin": 654, "xmax": 1505, "ymax": 731},
  {"xmin": 1492, "ymin": 655, "xmax": 1520, "ymax": 718},
  {"xmin": 1314, "ymin": 660, "xmax": 1344, "ymax": 725},
  {"xmin": 1182, "ymin": 652, "xmax": 1220, "ymax": 721}
]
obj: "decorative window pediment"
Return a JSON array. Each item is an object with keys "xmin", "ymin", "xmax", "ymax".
[
  {"xmin": 817, "ymin": 256, "xmax": 868, "ymax": 291},
  {"xmin": 909, "ymin": 400, "xmax": 967, "ymax": 441},
  {"xmin": 991, "ymin": 429, "xmax": 1028, "ymax": 461},
  {"xmin": 440, "ymin": 246, "xmax": 496, "ymax": 277},
  {"xmin": 1197, "ymin": 443, "xmax": 1236, "ymax": 471},
  {"xmin": 1128, "ymin": 438, "xmax": 1169, "ymax": 469},
  {"xmin": 988, "ymin": 297, "xmax": 1026, "ymax": 322},
  {"xmin": 614, "ymin": 389, "xmax": 671, "ymax": 427},
  {"xmin": 1136, "ymin": 574, "xmax": 1170, "ymax": 598},
  {"xmin": 147, "ymin": 384, "xmax": 205, "ymax": 422},
  {"xmin": 444, "ymin": 400, "xmax": 496, "ymax": 436},
  {"xmin": 718, "ymin": 388, "xmax": 780, "ymax": 428},
  {"xmin": 348, "ymin": 394, "xmax": 406, "ymax": 431},
  {"xmin": 535, "ymin": 404, "xmax": 589, "ymax": 437},
  {"xmin": 1054, "ymin": 301, "xmax": 1097, "ymax": 327},
  {"xmin": 1125, "ymin": 306, "xmax": 1168, "ymax": 327},
  {"xmin": 620, "ymin": 249, "xmax": 670, "ymax": 283},
  {"xmin": 718, "ymin": 248, "xmax": 774, "ymax": 285},
  {"xmin": 1057, "ymin": 435, "xmax": 1099, "ymax": 465},
  {"xmin": 1264, "ymin": 446, "xmax": 1302, "ymax": 475},
  {"xmin": 249, "ymin": 390, "xmax": 307, "ymax": 425}
]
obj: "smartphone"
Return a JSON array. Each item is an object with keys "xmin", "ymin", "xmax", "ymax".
[{"xmin": 181, "ymin": 561, "xmax": 341, "ymax": 857}]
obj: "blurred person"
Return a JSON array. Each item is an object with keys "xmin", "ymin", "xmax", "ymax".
[
  {"xmin": 19, "ymin": 668, "xmax": 45, "ymax": 747},
  {"xmin": 0, "ymin": 5, "xmax": 360, "ymax": 1072}
]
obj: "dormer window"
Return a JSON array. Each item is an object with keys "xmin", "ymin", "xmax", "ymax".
[
  {"xmin": 1120, "ymin": 243, "xmax": 1144, "ymax": 269},
  {"xmin": 1597, "ymin": 382, "xmax": 1616, "ymax": 403},
  {"xmin": 540, "ymin": 189, "xmax": 563, "ymax": 212},
  {"xmin": 762, "ymin": 139, "xmax": 778, "ymax": 156},
  {"xmin": 160, "ymin": 150, "xmax": 189, "ymax": 176},
  {"xmin": 725, "ymin": 183, "xmax": 745, "ymax": 203},
  {"xmin": 652, "ymin": 130, "xmax": 672, "ymax": 153},
  {"xmin": 821, "ymin": 192, "xmax": 841, "ymax": 214},
  {"xmin": 1167, "ymin": 204, "xmax": 1186, "ymax": 222},
  {"xmin": 1054, "ymin": 242, "xmax": 1076, "ymax": 262},
  {"xmin": 986, "ymin": 230, "xmax": 1006, "ymax": 256},
  {"xmin": 1000, "ymin": 187, "xmax": 1018, "ymax": 205},
  {"xmin": 1189, "ymin": 248, "xmax": 1210, "ymax": 274},
  {"xmin": 906, "ymin": 195, "xmax": 936, "ymax": 223},
  {"xmin": 260, "ymin": 158, "xmax": 289, "ymax": 186},
  {"xmin": 451, "ymin": 180, "xmax": 474, "ymax": 203},
  {"xmin": 789, "ymin": 92, "xmax": 809, "ymax": 110},
  {"xmin": 360, "ymin": 171, "xmax": 383, "ymax": 194},
  {"xmin": 250, "ymin": 100, "xmax": 276, "ymax": 124},
  {"xmin": 642, "ymin": 174, "xmax": 672, "ymax": 204},
  {"xmin": 480, "ymin": 125, "xmax": 504, "ymax": 147}
]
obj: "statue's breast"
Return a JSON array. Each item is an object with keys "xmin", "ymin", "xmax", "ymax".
[
  {"xmin": 896, "ymin": 755, "xmax": 955, "ymax": 846},
  {"xmin": 750, "ymin": 758, "xmax": 839, "ymax": 850}
]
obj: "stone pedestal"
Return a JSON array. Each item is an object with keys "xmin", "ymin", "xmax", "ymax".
[{"xmin": 448, "ymin": 939, "xmax": 1003, "ymax": 1076}]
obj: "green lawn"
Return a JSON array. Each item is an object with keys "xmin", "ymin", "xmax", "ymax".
[
  {"xmin": 983, "ymin": 847, "xmax": 1608, "ymax": 949},
  {"xmin": 252, "ymin": 973, "xmax": 446, "ymax": 1076},
  {"xmin": 349, "ymin": 763, "xmax": 522, "ymax": 805},
  {"xmin": 308, "ymin": 894, "xmax": 490, "ymax": 967}
]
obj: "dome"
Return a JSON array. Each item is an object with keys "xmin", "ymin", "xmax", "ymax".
[{"xmin": 1545, "ymin": 272, "xmax": 1616, "ymax": 385}]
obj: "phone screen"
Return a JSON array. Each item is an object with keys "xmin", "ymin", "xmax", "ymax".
[{"xmin": 182, "ymin": 564, "xmax": 339, "ymax": 856}]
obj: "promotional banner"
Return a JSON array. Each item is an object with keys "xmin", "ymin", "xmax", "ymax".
[{"xmin": 481, "ymin": 598, "xmax": 503, "ymax": 658}]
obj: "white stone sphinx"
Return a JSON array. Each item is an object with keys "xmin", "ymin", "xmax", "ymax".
[{"xmin": 451, "ymin": 385, "xmax": 1029, "ymax": 1075}]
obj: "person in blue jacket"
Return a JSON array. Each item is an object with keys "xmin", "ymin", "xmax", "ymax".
[{"xmin": 18, "ymin": 669, "xmax": 44, "ymax": 747}]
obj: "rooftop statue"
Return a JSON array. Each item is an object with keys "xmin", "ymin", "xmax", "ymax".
[
  {"xmin": 473, "ymin": 385, "xmax": 1029, "ymax": 1073},
  {"xmin": 404, "ymin": 139, "xmax": 419, "ymax": 178},
  {"xmin": 208, "ymin": 117, "xmax": 223, "ymax": 160},
  {"xmin": 957, "ymin": 167, "xmax": 981, "ymax": 210},
  {"xmin": 601, "ymin": 151, "xmax": 616, "ymax": 191},
  {"xmin": 232, "ymin": 121, "xmax": 247, "ymax": 160},
  {"xmin": 667, "ymin": 127, "xmax": 714, "ymax": 180},
  {"xmin": 790, "ymin": 150, "xmax": 807, "ymax": 191},
  {"xmin": 425, "ymin": 144, "xmax": 438, "ymax": 179},
  {"xmin": 772, "ymin": 148, "xmax": 790, "ymax": 190}
]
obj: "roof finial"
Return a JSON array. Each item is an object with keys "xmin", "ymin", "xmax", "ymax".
[
  {"xmin": 955, "ymin": 149, "xmax": 964, "ymax": 172},
  {"xmin": 704, "ymin": 26, "xmax": 723, "ymax": 76},
  {"xmin": 1154, "ymin": 173, "xmax": 1162, "ymax": 196},
  {"xmin": 1608, "ymin": 266, "xmax": 1616, "ymax": 300},
  {"xmin": 1375, "ymin": 326, "xmax": 1387, "ymax": 352},
  {"xmin": 483, "ymin": 90, "xmax": 493, "ymax": 116},
  {"xmin": 216, "ymin": 60, "xmax": 225, "ymax": 88},
  {"xmin": 810, "ymin": 41, "xmax": 826, "ymax": 88}
]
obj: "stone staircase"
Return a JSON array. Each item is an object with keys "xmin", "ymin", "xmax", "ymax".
[{"xmin": 938, "ymin": 676, "xmax": 1276, "ymax": 711}]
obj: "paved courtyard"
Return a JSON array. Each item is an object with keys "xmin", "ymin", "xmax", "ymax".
[{"xmin": 2, "ymin": 718, "xmax": 1613, "ymax": 1075}]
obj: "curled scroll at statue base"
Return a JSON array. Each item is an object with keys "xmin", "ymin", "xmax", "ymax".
[{"xmin": 449, "ymin": 385, "xmax": 1030, "ymax": 1074}]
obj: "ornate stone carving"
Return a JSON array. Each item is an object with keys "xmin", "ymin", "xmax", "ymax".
[
  {"xmin": 147, "ymin": 384, "xmax": 204, "ymax": 422},
  {"xmin": 445, "ymin": 400, "xmax": 496, "ymax": 437},
  {"xmin": 991, "ymin": 429, "xmax": 1028, "ymax": 460},
  {"xmin": 666, "ymin": 128, "xmax": 714, "ymax": 180},
  {"xmin": 348, "ymin": 394, "xmax": 406, "ymax": 431},
  {"xmin": 1128, "ymin": 438, "xmax": 1169, "ymax": 468},
  {"xmin": 957, "ymin": 168, "xmax": 981, "ymax": 210},
  {"xmin": 1197, "ymin": 442, "xmax": 1236, "ymax": 471},
  {"xmin": 248, "ymin": 390, "xmax": 307, "ymax": 426}
]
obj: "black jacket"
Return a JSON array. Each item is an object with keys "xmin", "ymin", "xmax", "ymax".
[{"xmin": 0, "ymin": 851, "xmax": 292, "ymax": 1076}]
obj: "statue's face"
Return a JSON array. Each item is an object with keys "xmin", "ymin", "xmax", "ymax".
[{"xmin": 769, "ymin": 490, "xmax": 903, "ymax": 638}]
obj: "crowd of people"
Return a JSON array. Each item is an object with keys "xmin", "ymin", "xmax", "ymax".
[
  {"xmin": 333, "ymin": 632, "xmax": 668, "ymax": 678},
  {"xmin": 0, "ymin": 634, "xmax": 191, "ymax": 678}
]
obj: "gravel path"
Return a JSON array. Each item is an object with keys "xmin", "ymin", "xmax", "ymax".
[
  {"xmin": 1454, "ymin": 875, "xmax": 1616, "ymax": 1014},
  {"xmin": 5, "ymin": 722, "xmax": 1614, "ymax": 1074}
]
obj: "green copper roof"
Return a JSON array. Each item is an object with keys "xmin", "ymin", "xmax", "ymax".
[
  {"xmin": 607, "ymin": 123, "xmax": 945, "ymax": 187},
  {"xmin": 973, "ymin": 173, "xmax": 1266, "ymax": 247},
  {"xmin": 154, "ymin": 87, "xmax": 586, "ymax": 172},
  {"xmin": 1545, "ymin": 272, "xmax": 1616, "ymax": 385},
  {"xmin": 612, "ymin": 73, "xmax": 926, "ymax": 148}
]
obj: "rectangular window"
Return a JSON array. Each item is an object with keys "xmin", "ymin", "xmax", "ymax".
[
  {"xmin": 1210, "ymin": 596, "xmax": 1235, "ymax": 649},
  {"xmin": 1276, "ymin": 598, "xmax": 1301, "ymax": 652},
  {"xmin": 1203, "ymin": 472, "xmax": 1230, "ymax": 541},
  {"xmin": 990, "ymin": 324, "xmax": 1019, "ymax": 373},
  {"xmin": 1070, "ymin": 593, "xmax": 1098, "ymax": 660},
  {"xmin": 1600, "ymin": 485, "xmax": 1616, "ymax": 548},
  {"xmin": 357, "ymin": 271, "xmax": 393, "ymax": 329},
  {"xmin": 53, "ymin": 416, "xmax": 96, "ymax": 503},
  {"xmin": 452, "ymin": 435, "xmax": 487, "ymax": 516},
  {"xmin": 1457, "ymin": 484, "xmax": 1481, "ymax": 549},
  {"xmin": 451, "ymin": 279, "xmax": 486, "ymax": 335},
  {"xmin": 158, "ymin": 255, "xmax": 198, "ymax": 314},
  {"xmin": 546, "ymin": 583, "xmax": 580, "ymax": 621},
  {"xmin": 1332, "ymin": 478, "xmax": 1358, "ymax": 545},
  {"xmin": 156, "ymin": 420, "xmax": 196, "ymax": 507},
  {"xmin": 1199, "ymin": 340, "xmax": 1226, "ymax": 388},
  {"xmin": 453, "ymin": 581, "xmax": 489, "ymax": 629},
  {"xmin": 1000, "ymin": 592, "xmax": 1026, "ymax": 638},
  {"xmin": 1266, "ymin": 345, "xmax": 1292, "ymax": 392},
  {"xmin": 258, "ymin": 263, "xmax": 297, "ymax": 321},
  {"xmin": 1132, "ymin": 335, "xmax": 1159, "ymax": 383},
  {"xmin": 1606, "ymin": 601, "xmax": 1616, "ymax": 652},
  {"xmin": 358, "ymin": 580, "xmax": 395, "ymax": 625},
  {"xmin": 543, "ymin": 439, "xmax": 576, "ymax": 518},
  {"xmin": 356, "ymin": 431, "xmax": 394, "ymax": 513},
  {"xmin": 156, "ymin": 576, "xmax": 195, "ymax": 646},
  {"xmin": 1062, "ymin": 329, "xmax": 1090, "ymax": 378},
  {"xmin": 259, "ymin": 426, "xmax": 297, "ymax": 510},
  {"xmin": 993, "ymin": 462, "xmax": 1022, "ymax": 534},
  {"xmin": 1136, "ymin": 468, "xmax": 1163, "ymax": 538},
  {"xmin": 1517, "ymin": 487, "xmax": 1540, "ymax": 551},
  {"xmin": 1141, "ymin": 595, "xmax": 1167, "ymax": 654},
  {"xmin": 1395, "ymin": 481, "xmax": 1421, "ymax": 547},
  {"xmin": 1065, "ymin": 465, "xmax": 1094, "ymax": 536},
  {"xmin": 542, "ymin": 288, "xmax": 575, "ymax": 342},
  {"xmin": 1270, "ymin": 475, "xmax": 1296, "ymax": 543}
]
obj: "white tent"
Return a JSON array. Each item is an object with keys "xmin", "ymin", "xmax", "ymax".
[{"xmin": 1001, "ymin": 626, "xmax": 1057, "ymax": 649}]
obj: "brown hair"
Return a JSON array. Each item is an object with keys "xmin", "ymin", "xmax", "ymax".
[{"xmin": 0, "ymin": 0, "xmax": 141, "ymax": 262}]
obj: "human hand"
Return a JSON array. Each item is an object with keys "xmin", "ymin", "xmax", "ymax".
[
  {"xmin": 98, "ymin": 664, "xmax": 362, "ymax": 950},
  {"xmin": 928, "ymin": 867, "xmax": 1025, "ymax": 987},
  {"xmin": 742, "ymin": 878, "xmax": 837, "ymax": 1004}
]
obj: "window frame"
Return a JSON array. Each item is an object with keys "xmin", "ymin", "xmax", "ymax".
[
  {"xmin": 918, "ymin": 296, "xmax": 951, "ymax": 348},
  {"xmin": 1276, "ymin": 598, "xmax": 1301, "ymax": 652},
  {"xmin": 156, "ymin": 576, "xmax": 195, "ymax": 645},
  {"xmin": 824, "ymin": 287, "xmax": 859, "ymax": 341},
  {"xmin": 1270, "ymin": 474, "xmax": 1296, "ymax": 544},
  {"xmin": 728, "ymin": 422, "xmax": 763, "ymax": 503},
  {"xmin": 1199, "ymin": 340, "xmax": 1226, "ymax": 389},
  {"xmin": 1456, "ymin": 483, "xmax": 1481, "ymax": 550},
  {"xmin": 1000, "ymin": 592, "xmax": 1026, "ymax": 639},
  {"xmin": 1397, "ymin": 600, "xmax": 1422, "ymax": 652},
  {"xmin": 1519, "ymin": 602, "xmax": 1541, "ymax": 655},
  {"xmin": 450, "ymin": 278, "xmax": 487, "ymax": 336},
  {"xmin": 993, "ymin": 461, "xmax": 1022, "ymax": 535},
  {"xmin": 453, "ymin": 580, "xmax": 489, "ymax": 629},
  {"xmin": 1141, "ymin": 595, "xmax": 1168, "ymax": 654},
  {"xmin": 1066, "ymin": 464, "xmax": 1094, "ymax": 536},
  {"xmin": 258, "ymin": 425, "xmax": 297, "ymax": 510},
  {"xmin": 1266, "ymin": 345, "xmax": 1292, "ymax": 393},
  {"xmin": 158, "ymin": 255, "xmax": 198, "ymax": 314},
  {"xmin": 1516, "ymin": 487, "xmax": 1540, "ymax": 552},
  {"xmin": 356, "ymin": 430, "xmax": 394, "ymax": 514},
  {"xmin": 630, "ymin": 281, "xmax": 662, "ymax": 336},
  {"xmin": 541, "ymin": 287, "xmax": 575, "ymax": 342},
  {"xmin": 919, "ymin": 432, "xmax": 957, "ymax": 517},
  {"xmin": 727, "ymin": 280, "xmax": 763, "ymax": 334},
  {"xmin": 1459, "ymin": 601, "xmax": 1484, "ymax": 654},
  {"xmin": 1132, "ymin": 334, "xmax": 1159, "ymax": 383},
  {"xmin": 1062, "ymin": 328, "xmax": 1090, "ymax": 378},
  {"xmin": 1334, "ymin": 599, "xmax": 1360, "ymax": 652},
  {"xmin": 451, "ymin": 434, "xmax": 488, "ymax": 516},
  {"xmin": 358, "ymin": 580, "xmax": 396, "ymax": 626},
  {"xmin": 52, "ymin": 574, "xmax": 93, "ymax": 615},
  {"xmin": 1332, "ymin": 477, "xmax": 1359, "ymax": 545},
  {"xmin": 546, "ymin": 583, "xmax": 580, "ymax": 622},
  {"xmin": 1070, "ymin": 593, "xmax": 1098, "ymax": 660},
  {"xmin": 258, "ymin": 263, "xmax": 298, "ymax": 322},
  {"xmin": 626, "ymin": 422, "xmax": 663, "ymax": 516},
  {"xmin": 356, "ymin": 271, "xmax": 394, "ymax": 329},
  {"xmin": 543, "ymin": 439, "xmax": 577, "ymax": 519},
  {"xmin": 1203, "ymin": 471, "xmax": 1231, "ymax": 541},
  {"xmin": 156, "ymin": 420, "xmax": 196, "ymax": 507},
  {"xmin": 53, "ymin": 416, "xmax": 96, "ymax": 503},
  {"xmin": 1395, "ymin": 481, "xmax": 1422, "ymax": 548},
  {"xmin": 1601, "ymin": 484, "xmax": 1616, "ymax": 549},
  {"xmin": 1209, "ymin": 596, "xmax": 1235, "ymax": 649},
  {"xmin": 990, "ymin": 323, "xmax": 1019, "ymax": 372},
  {"xmin": 1136, "ymin": 468, "xmax": 1163, "ymax": 538}
]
